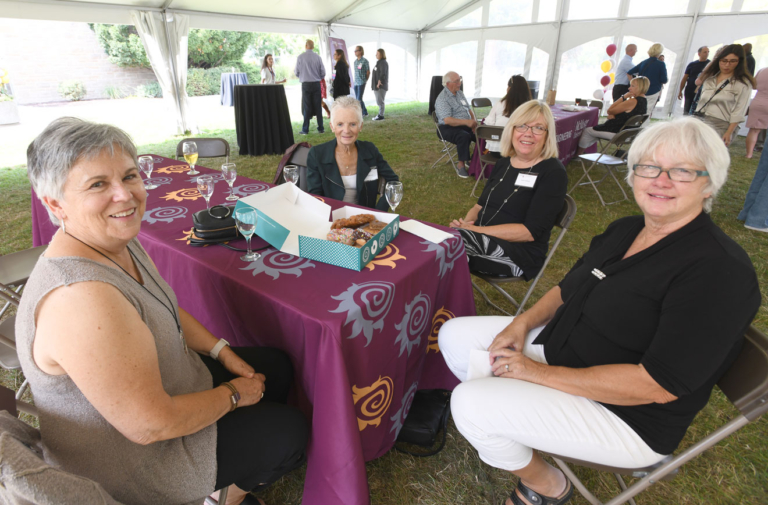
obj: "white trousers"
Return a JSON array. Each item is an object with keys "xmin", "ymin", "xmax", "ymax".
[
  {"xmin": 438, "ymin": 316, "xmax": 666, "ymax": 472},
  {"xmin": 578, "ymin": 127, "xmax": 616, "ymax": 149}
]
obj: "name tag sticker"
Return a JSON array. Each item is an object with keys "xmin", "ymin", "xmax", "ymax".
[
  {"xmin": 491, "ymin": 135, "xmax": 500, "ymax": 140},
  {"xmin": 515, "ymin": 174, "xmax": 537, "ymax": 188},
  {"xmin": 460, "ymin": 100, "xmax": 467, "ymax": 105},
  {"xmin": 358, "ymin": 64, "xmax": 363, "ymax": 69}
]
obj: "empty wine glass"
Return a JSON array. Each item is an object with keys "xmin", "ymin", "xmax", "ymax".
[
  {"xmin": 183, "ymin": 141, "xmax": 199, "ymax": 175},
  {"xmin": 385, "ymin": 181, "xmax": 403, "ymax": 212},
  {"xmin": 197, "ymin": 175, "xmax": 214, "ymax": 214},
  {"xmin": 138, "ymin": 156, "xmax": 158, "ymax": 190},
  {"xmin": 235, "ymin": 207, "xmax": 260, "ymax": 262},
  {"xmin": 284, "ymin": 165, "xmax": 299, "ymax": 185},
  {"xmin": 222, "ymin": 163, "xmax": 238, "ymax": 201}
]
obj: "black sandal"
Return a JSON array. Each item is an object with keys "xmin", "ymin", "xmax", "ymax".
[{"xmin": 509, "ymin": 477, "xmax": 573, "ymax": 505}]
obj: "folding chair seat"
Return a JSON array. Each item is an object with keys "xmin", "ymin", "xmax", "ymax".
[
  {"xmin": 547, "ymin": 324, "xmax": 768, "ymax": 505},
  {"xmin": 569, "ymin": 128, "xmax": 642, "ymax": 206},
  {"xmin": 471, "ymin": 196, "xmax": 576, "ymax": 316},
  {"xmin": 470, "ymin": 125, "xmax": 505, "ymax": 198},
  {"xmin": 471, "ymin": 97, "xmax": 493, "ymax": 121},
  {"xmin": 596, "ymin": 114, "xmax": 648, "ymax": 151},
  {"xmin": 176, "ymin": 138, "xmax": 231, "ymax": 164},
  {"xmin": 430, "ymin": 111, "xmax": 459, "ymax": 171}
]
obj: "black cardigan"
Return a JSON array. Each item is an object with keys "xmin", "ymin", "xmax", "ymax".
[
  {"xmin": 534, "ymin": 213, "xmax": 761, "ymax": 455},
  {"xmin": 306, "ymin": 139, "xmax": 399, "ymax": 211},
  {"xmin": 333, "ymin": 60, "xmax": 351, "ymax": 99}
]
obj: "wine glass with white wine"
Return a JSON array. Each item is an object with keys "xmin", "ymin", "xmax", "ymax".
[
  {"xmin": 385, "ymin": 181, "xmax": 403, "ymax": 212},
  {"xmin": 138, "ymin": 156, "xmax": 158, "ymax": 190},
  {"xmin": 196, "ymin": 175, "xmax": 214, "ymax": 214},
  {"xmin": 235, "ymin": 207, "xmax": 260, "ymax": 262},
  {"xmin": 222, "ymin": 163, "xmax": 238, "ymax": 201},
  {"xmin": 183, "ymin": 141, "xmax": 199, "ymax": 175}
]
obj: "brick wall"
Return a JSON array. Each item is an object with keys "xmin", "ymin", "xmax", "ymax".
[{"xmin": 0, "ymin": 18, "xmax": 158, "ymax": 105}]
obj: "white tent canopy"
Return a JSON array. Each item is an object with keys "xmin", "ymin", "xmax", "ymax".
[{"xmin": 2, "ymin": 0, "xmax": 766, "ymax": 131}]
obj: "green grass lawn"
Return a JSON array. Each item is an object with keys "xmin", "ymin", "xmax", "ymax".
[{"xmin": 1, "ymin": 102, "xmax": 767, "ymax": 504}]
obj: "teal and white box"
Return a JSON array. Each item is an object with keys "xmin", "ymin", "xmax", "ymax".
[{"xmin": 235, "ymin": 183, "xmax": 399, "ymax": 271}]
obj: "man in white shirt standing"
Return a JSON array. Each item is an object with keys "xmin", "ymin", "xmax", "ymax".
[{"xmin": 612, "ymin": 44, "xmax": 637, "ymax": 101}]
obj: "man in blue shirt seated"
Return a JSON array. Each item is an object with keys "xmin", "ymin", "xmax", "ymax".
[
  {"xmin": 435, "ymin": 71, "xmax": 477, "ymax": 178},
  {"xmin": 677, "ymin": 46, "xmax": 710, "ymax": 116},
  {"xmin": 294, "ymin": 39, "xmax": 327, "ymax": 135}
]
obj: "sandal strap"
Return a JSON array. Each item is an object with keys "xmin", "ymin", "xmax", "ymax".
[{"xmin": 516, "ymin": 479, "xmax": 573, "ymax": 505}]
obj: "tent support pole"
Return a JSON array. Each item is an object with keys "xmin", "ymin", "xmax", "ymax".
[
  {"xmin": 544, "ymin": 0, "xmax": 568, "ymax": 96},
  {"xmin": 417, "ymin": 32, "xmax": 422, "ymax": 102},
  {"xmin": 161, "ymin": 10, "xmax": 186, "ymax": 134},
  {"xmin": 670, "ymin": 0, "xmax": 704, "ymax": 117}
]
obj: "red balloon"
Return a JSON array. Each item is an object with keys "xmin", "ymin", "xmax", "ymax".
[
  {"xmin": 606, "ymin": 44, "xmax": 617, "ymax": 57},
  {"xmin": 600, "ymin": 75, "xmax": 611, "ymax": 87}
]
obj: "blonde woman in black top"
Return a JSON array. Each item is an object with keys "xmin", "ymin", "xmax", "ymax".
[{"xmin": 450, "ymin": 100, "xmax": 567, "ymax": 280}]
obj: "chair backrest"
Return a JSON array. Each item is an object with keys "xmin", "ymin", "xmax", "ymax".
[
  {"xmin": 277, "ymin": 145, "xmax": 312, "ymax": 191},
  {"xmin": 175, "ymin": 138, "xmax": 230, "ymax": 163},
  {"xmin": 475, "ymin": 125, "xmax": 505, "ymax": 142},
  {"xmin": 619, "ymin": 114, "xmax": 646, "ymax": 132},
  {"xmin": 588, "ymin": 100, "xmax": 603, "ymax": 109},
  {"xmin": 555, "ymin": 194, "xmax": 578, "ymax": 230},
  {"xmin": 471, "ymin": 97, "xmax": 493, "ymax": 119},
  {"xmin": 433, "ymin": 112, "xmax": 450, "ymax": 142},
  {"xmin": 0, "ymin": 315, "xmax": 20, "ymax": 371},
  {"xmin": 576, "ymin": 98, "xmax": 588, "ymax": 106},
  {"xmin": 0, "ymin": 246, "xmax": 47, "ymax": 287},
  {"xmin": 608, "ymin": 127, "xmax": 642, "ymax": 151},
  {"xmin": 718, "ymin": 325, "xmax": 768, "ymax": 422}
]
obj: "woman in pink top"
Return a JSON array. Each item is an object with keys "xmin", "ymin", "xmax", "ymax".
[{"xmin": 746, "ymin": 68, "xmax": 768, "ymax": 158}]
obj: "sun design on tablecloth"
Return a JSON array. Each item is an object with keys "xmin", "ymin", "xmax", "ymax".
[
  {"xmin": 239, "ymin": 249, "xmax": 315, "ymax": 279},
  {"xmin": 313, "ymin": 196, "xmax": 326, "ymax": 203},
  {"xmin": 156, "ymin": 164, "xmax": 191, "ymax": 174},
  {"xmin": 394, "ymin": 293, "xmax": 431, "ymax": 357},
  {"xmin": 330, "ymin": 281, "xmax": 395, "ymax": 346},
  {"xmin": 390, "ymin": 381, "xmax": 418, "ymax": 440},
  {"xmin": 177, "ymin": 228, "xmax": 195, "ymax": 243},
  {"xmin": 142, "ymin": 205, "xmax": 188, "ymax": 224},
  {"xmin": 426, "ymin": 307, "xmax": 455, "ymax": 354},
  {"xmin": 421, "ymin": 233, "xmax": 464, "ymax": 279},
  {"xmin": 161, "ymin": 188, "xmax": 201, "ymax": 202},
  {"xmin": 364, "ymin": 244, "xmax": 406, "ymax": 271},
  {"xmin": 352, "ymin": 376, "xmax": 394, "ymax": 431}
]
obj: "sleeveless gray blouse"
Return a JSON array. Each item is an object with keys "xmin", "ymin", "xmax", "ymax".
[{"xmin": 15, "ymin": 238, "xmax": 216, "ymax": 505}]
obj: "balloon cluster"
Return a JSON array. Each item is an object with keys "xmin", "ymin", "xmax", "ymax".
[{"xmin": 593, "ymin": 44, "xmax": 617, "ymax": 100}]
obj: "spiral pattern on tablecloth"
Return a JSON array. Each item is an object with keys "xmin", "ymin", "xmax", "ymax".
[
  {"xmin": 142, "ymin": 205, "xmax": 188, "ymax": 224},
  {"xmin": 330, "ymin": 281, "xmax": 396, "ymax": 346},
  {"xmin": 352, "ymin": 376, "xmax": 394, "ymax": 431},
  {"xmin": 389, "ymin": 381, "xmax": 419, "ymax": 439},
  {"xmin": 427, "ymin": 307, "xmax": 455, "ymax": 353},
  {"xmin": 394, "ymin": 293, "xmax": 432, "ymax": 357},
  {"xmin": 234, "ymin": 182, "xmax": 270, "ymax": 197}
]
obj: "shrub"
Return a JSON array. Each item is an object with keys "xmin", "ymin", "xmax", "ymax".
[
  {"xmin": 185, "ymin": 66, "xmax": 239, "ymax": 96},
  {"xmin": 273, "ymin": 63, "xmax": 295, "ymax": 82},
  {"xmin": 239, "ymin": 62, "xmax": 261, "ymax": 85},
  {"xmin": 104, "ymin": 85, "xmax": 125, "ymax": 99},
  {"xmin": 58, "ymin": 80, "xmax": 87, "ymax": 101},
  {"xmin": 136, "ymin": 81, "xmax": 163, "ymax": 98}
]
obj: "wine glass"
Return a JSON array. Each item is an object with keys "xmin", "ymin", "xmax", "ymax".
[
  {"xmin": 196, "ymin": 175, "xmax": 214, "ymax": 214},
  {"xmin": 138, "ymin": 156, "xmax": 158, "ymax": 190},
  {"xmin": 284, "ymin": 165, "xmax": 299, "ymax": 185},
  {"xmin": 385, "ymin": 181, "xmax": 403, "ymax": 212},
  {"xmin": 222, "ymin": 163, "xmax": 238, "ymax": 201},
  {"xmin": 235, "ymin": 207, "xmax": 260, "ymax": 262},
  {"xmin": 183, "ymin": 141, "xmax": 199, "ymax": 175}
]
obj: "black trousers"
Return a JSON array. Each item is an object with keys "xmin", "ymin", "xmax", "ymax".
[
  {"xmin": 683, "ymin": 93, "xmax": 696, "ymax": 115},
  {"xmin": 612, "ymin": 84, "xmax": 629, "ymax": 101},
  {"xmin": 201, "ymin": 347, "xmax": 308, "ymax": 493},
  {"xmin": 301, "ymin": 81, "xmax": 324, "ymax": 133},
  {"xmin": 438, "ymin": 124, "xmax": 474, "ymax": 161}
]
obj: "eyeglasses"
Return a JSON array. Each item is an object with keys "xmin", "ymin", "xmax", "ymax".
[
  {"xmin": 720, "ymin": 59, "xmax": 739, "ymax": 64},
  {"xmin": 632, "ymin": 164, "xmax": 709, "ymax": 182},
  {"xmin": 514, "ymin": 124, "xmax": 548, "ymax": 135}
]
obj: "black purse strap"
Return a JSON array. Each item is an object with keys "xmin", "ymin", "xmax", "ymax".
[{"xmin": 697, "ymin": 78, "xmax": 729, "ymax": 114}]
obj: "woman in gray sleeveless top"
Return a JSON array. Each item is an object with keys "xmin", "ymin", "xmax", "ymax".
[{"xmin": 17, "ymin": 118, "xmax": 307, "ymax": 505}]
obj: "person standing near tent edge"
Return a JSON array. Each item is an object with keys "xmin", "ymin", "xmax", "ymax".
[
  {"xmin": 371, "ymin": 48, "xmax": 389, "ymax": 121},
  {"xmin": 678, "ymin": 46, "xmax": 710, "ymax": 115},
  {"xmin": 628, "ymin": 43, "xmax": 667, "ymax": 123},
  {"xmin": 294, "ymin": 39, "xmax": 326, "ymax": 135},
  {"xmin": 353, "ymin": 46, "xmax": 370, "ymax": 117},
  {"xmin": 612, "ymin": 44, "xmax": 637, "ymax": 101}
]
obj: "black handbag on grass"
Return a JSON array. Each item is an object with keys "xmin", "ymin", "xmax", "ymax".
[{"xmin": 395, "ymin": 389, "xmax": 451, "ymax": 457}]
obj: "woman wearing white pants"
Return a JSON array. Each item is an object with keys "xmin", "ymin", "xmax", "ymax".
[{"xmin": 438, "ymin": 118, "xmax": 760, "ymax": 505}]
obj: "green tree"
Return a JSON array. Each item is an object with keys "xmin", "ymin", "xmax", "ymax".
[
  {"xmin": 187, "ymin": 30, "xmax": 254, "ymax": 69},
  {"xmin": 89, "ymin": 24, "xmax": 151, "ymax": 68},
  {"xmin": 250, "ymin": 33, "xmax": 311, "ymax": 58}
]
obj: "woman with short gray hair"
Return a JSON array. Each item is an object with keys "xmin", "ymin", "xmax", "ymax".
[
  {"xmin": 306, "ymin": 95, "xmax": 399, "ymax": 209},
  {"xmin": 19, "ymin": 117, "xmax": 308, "ymax": 505},
  {"xmin": 439, "ymin": 117, "xmax": 759, "ymax": 505}
]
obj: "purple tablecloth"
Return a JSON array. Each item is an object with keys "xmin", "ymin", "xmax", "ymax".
[
  {"xmin": 469, "ymin": 104, "xmax": 600, "ymax": 180},
  {"xmin": 31, "ymin": 157, "xmax": 475, "ymax": 505}
]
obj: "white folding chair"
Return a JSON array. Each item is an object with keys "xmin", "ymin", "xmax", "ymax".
[
  {"xmin": 430, "ymin": 111, "xmax": 459, "ymax": 171},
  {"xmin": 569, "ymin": 128, "xmax": 642, "ymax": 206}
]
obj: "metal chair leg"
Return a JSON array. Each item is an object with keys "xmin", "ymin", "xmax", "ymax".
[
  {"xmin": 470, "ymin": 162, "xmax": 487, "ymax": 198},
  {"xmin": 471, "ymin": 280, "xmax": 514, "ymax": 316}
]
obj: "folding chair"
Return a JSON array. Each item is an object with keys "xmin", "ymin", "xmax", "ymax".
[
  {"xmin": 471, "ymin": 97, "xmax": 493, "ymax": 121},
  {"xmin": 0, "ymin": 312, "xmax": 29, "ymax": 403},
  {"xmin": 596, "ymin": 113, "xmax": 648, "ymax": 151},
  {"xmin": 569, "ymin": 128, "xmax": 642, "ymax": 206},
  {"xmin": 588, "ymin": 100, "xmax": 603, "ymax": 110},
  {"xmin": 576, "ymin": 99, "xmax": 588, "ymax": 106},
  {"xmin": 276, "ymin": 144, "xmax": 311, "ymax": 191},
  {"xmin": 430, "ymin": 111, "xmax": 459, "ymax": 171},
  {"xmin": 547, "ymin": 324, "xmax": 768, "ymax": 505},
  {"xmin": 0, "ymin": 245, "xmax": 47, "ymax": 320},
  {"xmin": 471, "ymin": 195, "xmax": 577, "ymax": 316},
  {"xmin": 176, "ymin": 138, "xmax": 230, "ymax": 164},
  {"xmin": 470, "ymin": 125, "xmax": 505, "ymax": 198}
]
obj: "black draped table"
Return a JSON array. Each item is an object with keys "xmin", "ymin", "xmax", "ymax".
[
  {"xmin": 220, "ymin": 72, "xmax": 249, "ymax": 106},
  {"xmin": 234, "ymin": 84, "xmax": 295, "ymax": 156}
]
